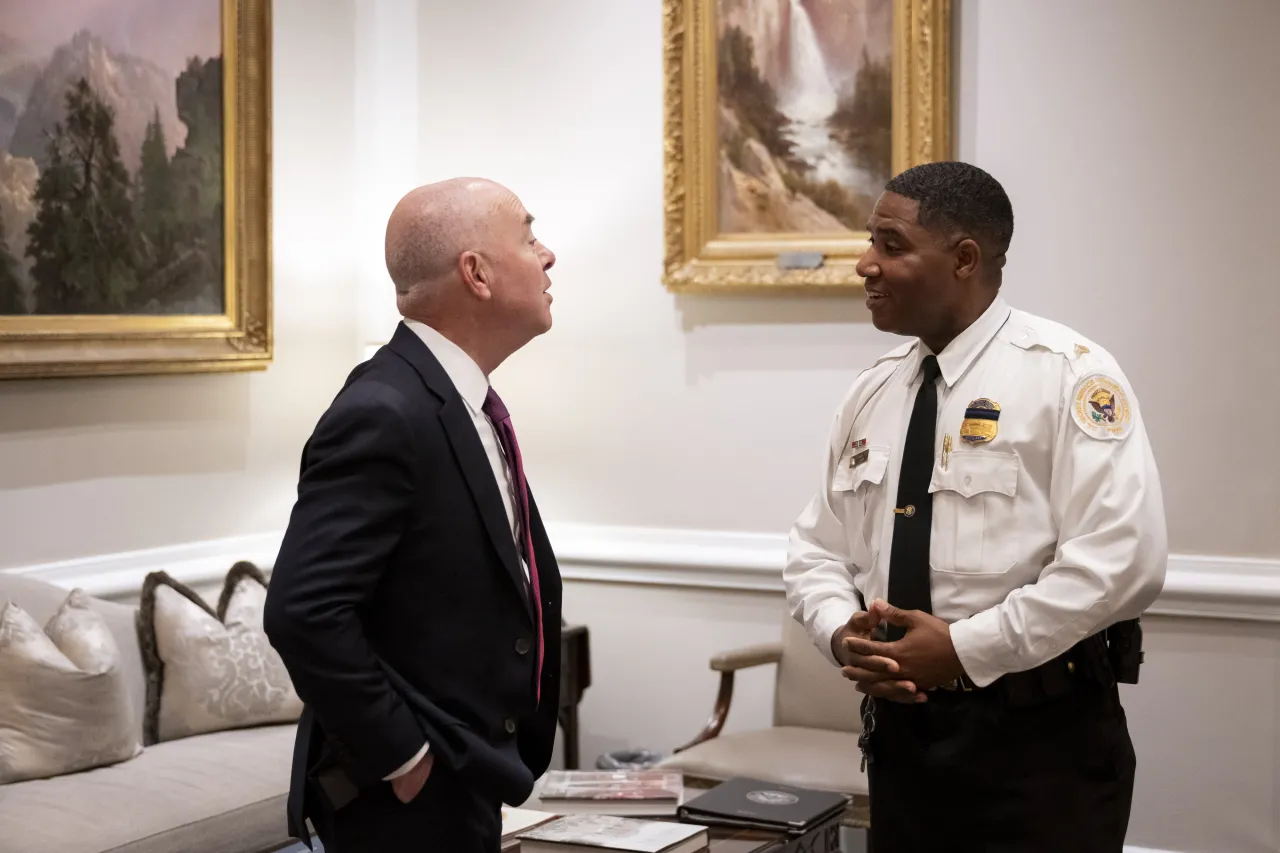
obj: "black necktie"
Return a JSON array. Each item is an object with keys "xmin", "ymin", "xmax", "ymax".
[{"xmin": 886, "ymin": 355, "xmax": 942, "ymax": 641}]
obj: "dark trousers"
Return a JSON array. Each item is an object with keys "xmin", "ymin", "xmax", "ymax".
[
  {"xmin": 866, "ymin": 681, "xmax": 1136, "ymax": 853},
  {"xmin": 317, "ymin": 765, "xmax": 501, "ymax": 853}
]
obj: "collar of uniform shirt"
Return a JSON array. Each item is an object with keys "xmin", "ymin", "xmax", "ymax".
[
  {"xmin": 404, "ymin": 318, "xmax": 490, "ymax": 415},
  {"xmin": 911, "ymin": 295, "xmax": 1012, "ymax": 387}
]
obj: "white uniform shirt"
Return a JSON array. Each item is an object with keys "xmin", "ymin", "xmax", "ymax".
[
  {"xmin": 784, "ymin": 297, "xmax": 1168, "ymax": 687},
  {"xmin": 386, "ymin": 320, "xmax": 530, "ymax": 781}
]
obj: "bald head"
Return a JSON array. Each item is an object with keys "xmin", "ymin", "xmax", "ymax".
[{"xmin": 384, "ymin": 177, "xmax": 518, "ymax": 299}]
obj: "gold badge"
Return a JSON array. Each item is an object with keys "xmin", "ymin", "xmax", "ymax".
[
  {"xmin": 1074, "ymin": 343, "xmax": 1091, "ymax": 357},
  {"xmin": 959, "ymin": 398, "xmax": 1000, "ymax": 445},
  {"xmin": 1071, "ymin": 374, "xmax": 1132, "ymax": 440}
]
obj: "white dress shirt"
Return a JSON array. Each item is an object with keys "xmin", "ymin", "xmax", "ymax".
[
  {"xmin": 383, "ymin": 319, "xmax": 529, "ymax": 780},
  {"xmin": 784, "ymin": 296, "xmax": 1168, "ymax": 687}
]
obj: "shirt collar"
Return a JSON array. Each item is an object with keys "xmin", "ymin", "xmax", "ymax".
[
  {"xmin": 403, "ymin": 319, "xmax": 489, "ymax": 413},
  {"xmin": 912, "ymin": 295, "xmax": 1011, "ymax": 387}
]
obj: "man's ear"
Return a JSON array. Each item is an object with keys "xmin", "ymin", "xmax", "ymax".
[
  {"xmin": 954, "ymin": 238, "xmax": 981, "ymax": 281},
  {"xmin": 459, "ymin": 251, "xmax": 492, "ymax": 300}
]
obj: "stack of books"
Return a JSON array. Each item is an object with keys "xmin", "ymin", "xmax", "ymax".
[
  {"xmin": 535, "ymin": 770, "xmax": 685, "ymax": 817},
  {"xmin": 511, "ymin": 814, "xmax": 708, "ymax": 853}
]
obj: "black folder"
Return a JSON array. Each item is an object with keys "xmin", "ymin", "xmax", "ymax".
[{"xmin": 676, "ymin": 777, "xmax": 849, "ymax": 835}]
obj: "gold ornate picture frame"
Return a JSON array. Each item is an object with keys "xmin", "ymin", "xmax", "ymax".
[
  {"xmin": 663, "ymin": 0, "xmax": 951, "ymax": 292},
  {"xmin": 0, "ymin": 0, "xmax": 271, "ymax": 379}
]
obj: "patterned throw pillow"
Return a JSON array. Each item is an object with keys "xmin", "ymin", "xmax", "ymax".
[
  {"xmin": 0, "ymin": 589, "xmax": 141, "ymax": 784},
  {"xmin": 138, "ymin": 562, "xmax": 302, "ymax": 745}
]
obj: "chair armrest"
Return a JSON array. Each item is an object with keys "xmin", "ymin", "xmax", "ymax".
[
  {"xmin": 673, "ymin": 641, "xmax": 784, "ymax": 755},
  {"xmin": 710, "ymin": 642, "xmax": 783, "ymax": 673}
]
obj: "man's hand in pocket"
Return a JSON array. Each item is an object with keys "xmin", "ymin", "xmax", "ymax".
[{"xmin": 391, "ymin": 752, "xmax": 434, "ymax": 803}]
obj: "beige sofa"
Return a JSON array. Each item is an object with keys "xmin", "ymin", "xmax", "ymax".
[{"xmin": 0, "ymin": 572, "xmax": 297, "ymax": 853}]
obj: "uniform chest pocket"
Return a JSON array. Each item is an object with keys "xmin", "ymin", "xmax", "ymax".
[
  {"xmin": 832, "ymin": 446, "xmax": 889, "ymax": 494},
  {"xmin": 929, "ymin": 451, "xmax": 1020, "ymax": 574},
  {"xmin": 831, "ymin": 446, "xmax": 889, "ymax": 566}
]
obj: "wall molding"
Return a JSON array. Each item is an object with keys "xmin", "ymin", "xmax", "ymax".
[
  {"xmin": 546, "ymin": 524, "xmax": 1280, "ymax": 624},
  {"xmin": 3, "ymin": 532, "xmax": 283, "ymax": 600},
  {"xmin": 4, "ymin": 524, "xmax": 1280, "ymax": 623}
]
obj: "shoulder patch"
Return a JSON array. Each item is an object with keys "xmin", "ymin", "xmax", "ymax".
[{"xmin": 1071, "ymin": 373, "xmax": 1133, "ymax": 441}]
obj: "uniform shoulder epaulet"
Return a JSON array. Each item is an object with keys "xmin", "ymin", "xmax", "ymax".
[
  {"xmin": 1003, "ymin": 311, "xmax": 1105, "ymax": 366},
  {"xmin": 836, "ymin": 339, "xmax": 916, "ymax": 427},
  {"xmin": 872, "ymin": 339, "xmax": 917, "ymax": 366}
]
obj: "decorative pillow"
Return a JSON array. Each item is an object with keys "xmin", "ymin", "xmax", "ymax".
[
  {"xmin": 138, "ymin": 562, "xmax": 303, "ymax": 745},
  {"xmin": 0, "ymin": 588, "xmax": 142, "ymax": 784}
]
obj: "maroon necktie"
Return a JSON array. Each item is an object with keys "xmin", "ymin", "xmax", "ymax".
[{"xmin": 482, "ymin": 387, "xmax": 544, "ymax": 704}]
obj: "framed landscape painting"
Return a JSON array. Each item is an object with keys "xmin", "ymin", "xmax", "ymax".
[
  {"xmin": 662, "ymin": 0, "xmax": 951, "ymax": 292},
  {"xmin": 0, "ymin": 0, "xmax": 270, "ymax": 379}
]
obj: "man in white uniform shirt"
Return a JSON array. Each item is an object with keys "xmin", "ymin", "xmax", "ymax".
[{"xmin": 784, "ymin": 161, "xmax": 1166, "ymax": 852}]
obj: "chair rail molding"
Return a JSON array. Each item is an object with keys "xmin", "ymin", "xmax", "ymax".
[{"xmin": 5, "ymin": 523, "xmax": 1280, "ymax": 623}]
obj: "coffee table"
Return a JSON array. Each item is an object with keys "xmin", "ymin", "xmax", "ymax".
[
  {"xmin": 503, "ymin": 815, "xmax": 842, "ymax": 853},
  {"xmin": 285, "ymin": 821, "xmax": 809, "ymax": 853}
]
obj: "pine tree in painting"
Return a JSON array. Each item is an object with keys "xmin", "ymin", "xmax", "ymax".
[
  {"xmin": 26, "ymin": 78, "xmax": 141, "ymax": 314},
  {"xmin": 136, "ymin": 107, "xmax": 175, "ymax": 268},
  {"xmin": 0, "ymin": 216, "xmax": 24, "ymax": 314}
]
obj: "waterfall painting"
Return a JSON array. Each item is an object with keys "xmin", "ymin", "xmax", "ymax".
[
  {"xmin": 0, "ymin": 0, "xmax": 270, "ymax": 379},
  {"xmin": 663, "ymin": 0, "xmax": 952, "ymax": 291},
  {"xmin": 717, "ymin": 0, "xmax": 892, "ymax": 234}
]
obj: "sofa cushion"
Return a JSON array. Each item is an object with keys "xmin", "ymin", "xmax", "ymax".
[
  {"xmin": 0, "ymin": 723, "xmax": 297, "ymax": 853},
  {"xmin": 139, "ymin": 565, "xmax": 302, "ymax": 744},
  {"xmin": 0, "ymin": 590, "xmax": 141, "ymax": 784},
  {"xmin": 656, "ymin": 726, "xmax": 868, "ymax": 796},
  {"xmin": 0, "ymin": 572, "xmax": 146, "ymax": 743}
]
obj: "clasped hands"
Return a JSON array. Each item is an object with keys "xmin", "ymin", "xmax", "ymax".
[{"xmin": 832, "ymin": 599, "xmax": 967, "ymax": 703}]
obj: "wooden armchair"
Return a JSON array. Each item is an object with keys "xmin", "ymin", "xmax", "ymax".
[{"xmin": 656, "ymin": 610, "xmax": 870, "ymax": 828}]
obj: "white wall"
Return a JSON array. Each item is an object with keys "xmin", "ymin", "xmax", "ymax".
[{"xmin": 0, "ymin": 0, "xmax": 363, "ymax": 570}]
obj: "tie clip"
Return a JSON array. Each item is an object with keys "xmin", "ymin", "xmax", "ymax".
[{"xmin": 894, "ymin": 505, "xmax": 917, "ymax": 518}]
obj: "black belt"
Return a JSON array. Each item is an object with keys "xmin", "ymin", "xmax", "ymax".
[{"xmin": 931, "ymin": 632, "xmax": 1113, "ymax": 707}]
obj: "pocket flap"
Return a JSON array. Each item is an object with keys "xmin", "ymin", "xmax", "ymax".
[
  {"xmin": 930, "ymin": 451, "xmax": 1019, "ymax": 498},
  {"xmin": 834, "ymin": 446, "xmax": 890, "ymax": 492}
]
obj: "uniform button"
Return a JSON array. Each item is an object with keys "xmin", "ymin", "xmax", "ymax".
[
  {"xmin": 515, "ymin": 638, "xmax": 531, "ymax": 655},
  {"xmin": 504, "ymin": 718, "xmax": 517, "ymax": 734},
  {"xmin": 1067, "ymin": 661, "xmax": 1076, "ymax": 674},
  {"xmin": 963, "ymin": 475, "xmax": 973, "ymax": 487}
]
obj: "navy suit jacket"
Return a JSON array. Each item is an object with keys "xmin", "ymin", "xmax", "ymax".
[{"xmin": 264, "ymin": 322, "xmax": 562, "ymax": 842}]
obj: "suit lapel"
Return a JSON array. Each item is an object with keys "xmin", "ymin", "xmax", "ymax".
[
  {"xmin": 438, "ymin": 398, "xmax": 534, "ymax": 621},
  {"xmin": 387, "ymin": 323, "xmax": 535, "ymax": 625}
]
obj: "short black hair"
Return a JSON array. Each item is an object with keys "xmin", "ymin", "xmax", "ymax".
[{"xmin": 884, "ymin": 161, "xmax": 1014, "ymax": 260}]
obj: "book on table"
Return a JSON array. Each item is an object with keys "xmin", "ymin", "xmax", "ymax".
[
  {"xmin": 676, "ymin": 777, "xmax": 849, "ymax": 835},
  {"xmin": 535, "ymin": 770, "xmax": 684, "ymax": 816},
  {"xmin": 515, "ymin": 813, "xmax": 708, "ymax": 853},
  {"xmin": 501, "ymin": 806, "xmax": 560, "ymax": 839}
]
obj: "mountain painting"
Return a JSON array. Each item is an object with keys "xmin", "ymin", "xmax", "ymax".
[
  {"xmin": 717, "ymin": 0, "xmax": 892, "ymax": 234},
  {"xmin": 0, "ymin": 1, "xmax": 224, "ymax": 316}
]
